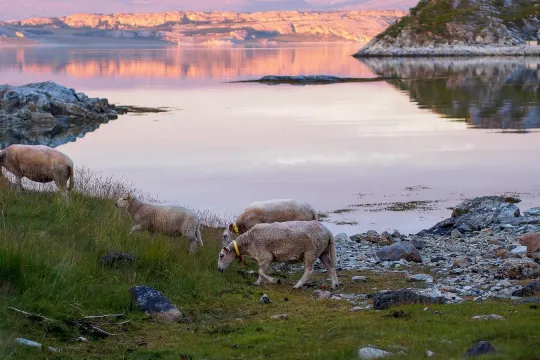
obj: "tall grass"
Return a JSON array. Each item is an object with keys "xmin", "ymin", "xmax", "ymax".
[{"xmin": 0, "ymin": 168, "xmax": 239, "ymax": 326}]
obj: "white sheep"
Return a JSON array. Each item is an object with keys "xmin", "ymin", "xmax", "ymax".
[
  {"xmin": 218, "ymin": 220, "xmax": 339, "ymax": 289},
  {"xmin": 222, "ymin": 199, "xmax": 318, "ymax": 246},
  {"xmin": 115, "ymin": 195, "xmax": 203, "ymax": 254},
  {"xmin": 0, "ymin": 144, "xmax": 74, "ymax": 200}
]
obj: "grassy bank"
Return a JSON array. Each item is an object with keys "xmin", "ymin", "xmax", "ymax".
[{"xmin": 0, "ymin": 173, "xmax": 539, "ymax": 359}]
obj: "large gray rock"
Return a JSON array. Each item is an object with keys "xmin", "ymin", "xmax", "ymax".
[
  {"xmin": 417, "ymin": 196, "xmax": 540, "ymax": 236},
  {"xmin": 129, "ymin": 286, "xmax": 181, "ymax": 323},
  {"xmin": 0, "ymin": 81, "xmax": 119, "ymax": 148},
  {"xmin": 512, "ymin": 281, "xmax": 540, "ymax": 297},
  {"xmin": 376, "ymin": 241, "xmax": 422, "ymax": 263},
  {"xmin": 463, "ymin": 341, "xmax": 496, "ymax": 357}
]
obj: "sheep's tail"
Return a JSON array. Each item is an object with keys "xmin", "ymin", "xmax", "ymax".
[
  {"xmin": 67, "ymin": 165, "xmax": 75, "ymax": 191},
  {"xmin": 327, "ymin": 230, "xmax": 336, "ymax": 269},
  {"xmin": 196, "ymin": 221, "xmax": 203, "ymax": 246}
]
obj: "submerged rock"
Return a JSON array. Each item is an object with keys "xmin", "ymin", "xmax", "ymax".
[{"xmin": 129, "ymin": 286, "xmax": 181, "ymax": 322}]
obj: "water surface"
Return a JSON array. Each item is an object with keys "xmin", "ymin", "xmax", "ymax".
[{"xmin": 1, "ymin": 43, "xmax": 540, "ymax": 234}]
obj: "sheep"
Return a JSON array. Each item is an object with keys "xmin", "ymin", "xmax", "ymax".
[
  {"xmin": 218, "ymin": 220, "xmax": 339, "ymax": 289},
  {"xmin": 222, "ymin": 199, "xmax": 318, "ymax": 246},
  {"xmin": 115, "ymin": 194, "xmax": 203, "ymax": 254},
  {"xmin": 0, "ymin": 144, "xmax": 74, "ymax": 200}
]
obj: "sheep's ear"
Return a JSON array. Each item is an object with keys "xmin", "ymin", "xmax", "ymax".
[
  {"xmin": 228, "ymin": 223, "xmax": 234, "ymax": 231},
  {"xmin": 223, "ymin": 247, "xmax": 230, "ymax": 253}
]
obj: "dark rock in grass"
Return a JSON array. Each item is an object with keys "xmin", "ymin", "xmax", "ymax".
[
  {"xmin": 129, "ymin": 286, "xmax": 181, "ymax": 322},
  {"xmin": 260, "ymin": 294, "xmax": 271, "ymax": 304},
  {"xmin": 463, "ymin": 341, "xmax": 496, "ymax": 357},
  {"xmin": 100, "ymin": 252, "xmax": 136, "ymax": 266},
  {"xmin": 512, "ymin": 281, "xmax": 540, "ymax": 297},
  {"xmin": 373, "ymin": 289, "xmax": 444, "ymax": 310},
  {"xmin": 376, "ymin": 241, "xmax": 422, "ymax": 263}
]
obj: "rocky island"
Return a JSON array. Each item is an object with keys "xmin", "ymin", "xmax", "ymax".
[
  {"xmin": 0, "ymin": 82, "xmax": 164, "ymax": 148},
  {"xmin": 355, "ymin": 0, "xmax": 540, "ymax": 57}
]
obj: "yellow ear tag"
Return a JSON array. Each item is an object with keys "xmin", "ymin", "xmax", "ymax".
[
  {"xmin": 233, "ymin": 240, "xmax": 241, "ymax": 258},
  {"xmin": 233, "ymin": 224, "xmax": 240, "ymax": 235}
]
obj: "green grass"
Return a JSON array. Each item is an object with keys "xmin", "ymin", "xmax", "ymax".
[{"xmin": 0, "ymin": 173, "xmax": 539, "ymax": 359}]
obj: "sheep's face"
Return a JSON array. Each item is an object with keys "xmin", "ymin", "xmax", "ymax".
[
  {"xmin": 218, "ymin": 247, "xmax": 236, "ymax": 272},
  {"xmin": 115, "ymin": 194, "xmax": 132, "ymax": 208},
  {"xmin": 221, "ymin": 228, "xmax": 238, "ymax": 247}
]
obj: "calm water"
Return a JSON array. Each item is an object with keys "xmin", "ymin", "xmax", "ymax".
[{"xmin": 1, "ymin": 43, "xmax": 540, "ymax": 234}]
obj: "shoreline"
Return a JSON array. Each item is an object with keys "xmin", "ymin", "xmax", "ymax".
[{"xmin": 354, "ymin": 45, "xmax": 540, "ymax": 58}]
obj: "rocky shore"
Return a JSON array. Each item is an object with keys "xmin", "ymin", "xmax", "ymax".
[
  {"xmin": 325, "ymin": 196, "xmax": 539, "ymax": 308},
  {"xmin": 0, "ymin": 82, "xmax": 164, "ymax": 148}
]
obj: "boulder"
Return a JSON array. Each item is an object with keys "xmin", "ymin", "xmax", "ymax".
[
  {"xmin": 418, "ymin": 196, "xmax": 531, "ymax": 236},
  {"xmin": 519, "ymin": 233, "xmax": 540, "ymax": 254},
  {"xmin": 129, "ymin": 286, "xmax": 181, "ymax": 322},
  {"xmin": 376, "ymin": 241, "xmax": 422, "ymax": 263},
  {"xmin": 100, "ymin": 252, "xmax": 136, "ymax": 266},
  {"xmin": 495, "ymin": 259, "xmax": 539, "ymax": 280},
  {"xmin": 511, "ymin": 281, "xmax": 540, "ymax": 297}
]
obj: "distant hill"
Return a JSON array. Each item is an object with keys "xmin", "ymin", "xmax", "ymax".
[
  {"xmin": 2, "ymin": 10, "xmax": 404, "ymax": 45},
  {"xmin": 308, "ymin": 0, "xmax": 418, "ymax": 11},
  {"xmin": 355, "ymin": 0, "xmax": 540, "ymax": 56}
]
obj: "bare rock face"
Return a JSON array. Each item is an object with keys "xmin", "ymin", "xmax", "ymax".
[
  {"xmin": 0, "ymin": 81, "xmax": 118, "ymax": 148},
  {"xmin": 355, "ymin": 0, "xmax": 540, "ymax": 56},
  {"xmin": 3, "ymin": 10, "xmax": 405, "ymax": 44}
]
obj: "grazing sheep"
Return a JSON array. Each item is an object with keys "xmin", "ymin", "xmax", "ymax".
[
  {"xmin": 115, "ymin": 194, "xmax": 203, "ymax": 254},
  {"xmin": 0, "ymin": 144, "xmax": 74, "ymax": 200},
  {"xmin": 222, "ymin": 199, "xmax": 318, "ymax": 246},
  {"xmin": 218, "ymin": 220, "xmax": 339, "ymax": 289}
]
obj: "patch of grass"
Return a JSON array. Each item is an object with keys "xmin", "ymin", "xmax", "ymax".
[
  {"xmin": 350, "ymin": 200, "xmax": 438, "ymax": 212},
  {"xmin": 0, "ymin": 173, "xmax": 539, "ymax": 359}
]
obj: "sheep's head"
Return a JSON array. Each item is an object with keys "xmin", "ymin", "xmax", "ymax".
[
  {"xmin": 221, "ymin": 223, "xmax": 239, "ymax": 246},
  {"xmin": 115, "ymin": 194, "xmax": 133, "ymax": 208},
  {"xmin": 218, "ymin": 246, "xmax": 236, "ymax": 272}
]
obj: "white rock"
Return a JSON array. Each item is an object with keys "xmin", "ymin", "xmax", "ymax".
[
  {"xmin": 15, "ymin": 338, "xmax": 41, "ymax": 349},
  {"xmin": 358, "ymin": 347, "xmax": 393, "ymax": 359},
  {"xmin": 471, "ymin": 314, "xmax": 505, "ymax": 321},
  {"xmin": 511, "ymin": 246, "xmax": 527, "ymax": 254},
  {"xmin": 408, "ymin": 274, "xmax": 434, "ymax": 283},
  {"xmin": 426, "ymin": 350, "xmax": 435, "ymax": 357},
  {"xmin": 352, "ymin": 276, "xmax": 368, "ymax": 283}
]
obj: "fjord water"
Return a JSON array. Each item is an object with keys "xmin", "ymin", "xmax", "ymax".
[{"xmin": 1, "ymin": 43, "xmax": 540, "ymax": 234}]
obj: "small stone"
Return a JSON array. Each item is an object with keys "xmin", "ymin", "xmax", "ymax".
[
  {"xmin": 312, "ymin": 290, "xmax": 332, "ymax": 299},
  {"xmin": 426, "ymin": 350, "xmax": 434, "ymax": 357},
  {"xmin": 376, "ymin": 241, "xmax": 422, "ymax": 263},
  {"xmin": 260, "ymin": 294, "xmax": 271, "ymax": 304},
  {"xmin": 411, "ymin": 238, "xmax": 425, "ymax": 250},
  {"xmin": 15, "ymin": 338, "xmax": 42, "ymax": 349},
  {"xmin": 100, "ymin": 252, "xmax": 136, "ymax": 266},
  {"xmin": 511, "ymin": 246, "xmax": 528, "ymax": 255},
  {"xmin": 334, "ymin": 233, "xmax": 350, "ymax": 244},
  {"xmin": 352, "ymin": 276, "xmax": 368, "ymax": 283},
  {"xmin": 471, "ymin": 314, "xmax": 505, "ymax": 321},
  {"xmin": 451, "ymin": 229, "xmax": 462, "ymax": 239},
  {"xmin": 430, "ymin": 256, "xmax": 446, "ymax": 263},
  {"xmin": 270, "ymin": 314, "xmax": 288, "ymax": 320},
  {"xmin": 350, "ymin": 306, "xmax": 365, "ymax": 312},
  {"xmin": 453, "ymin": 257, "xmax": 472, "ymax": 268},
  {"xmin": 524, "ymin": 208, "xmax": 540, "ymax": 217},
  {"xmin": 464, "ymin": 341, "xmax": 496, "ymax": 357},
  {"xmin": 357, "ymin": 346, "xmax": 393, "ymax": 359},
  {"xmin": 408, "ymin": 274, "xmax": 434, "ymax": 283}
]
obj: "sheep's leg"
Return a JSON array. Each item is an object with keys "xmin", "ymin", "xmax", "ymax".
[
  {"xmin": 188, "ymin": 236, "xmax": 198, "ymax": 255},
  {"xmin": 129, "ymin": 224, "xmax": 145, "ymax": 235},
  {"xmin": 293, "ymin": 258, "xmax": 315, "ymax": 289},
  {"xmin": 319, "ymin": 253, "xmax": 339, "ymax": 289},
  {"xmin": 14, "ymin": 176, "xmax": 23, "ymax": 192},
  {"xmin": 54, "ymin": 179, "xmax": 69, "ymax": 202},
  {"xmin": 255, "ymin": 259, "xmax": 280, "ymax": 285}
]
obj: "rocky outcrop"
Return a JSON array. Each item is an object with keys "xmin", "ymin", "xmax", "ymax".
[
  {"xmin": 0, "ymin": 82, "xmax": 119, "ymax": 148},
  {"xmin": 233, "ymin": 75, "xmax": 396, "ymax": 85},
  {"xmin": 418, "ymin": 196, "xmax": 540, "ymax": 236},
  {"xmin": 3, "ymin": 10, "xmax": 404, "ymax": 45},
  {"xmin": 355, "ymin": 0, "xmax": 540, "ymax": 56},
  {"xmin": 129, "ymin": 286, "xmax": 182, "ymax": 322}
]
